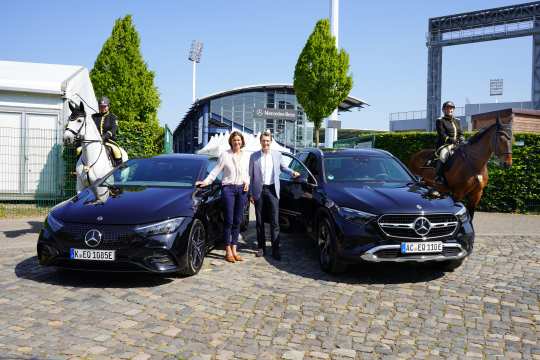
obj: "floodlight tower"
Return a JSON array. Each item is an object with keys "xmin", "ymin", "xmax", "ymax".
[
  {"xmin": 188, "ymin": 40, "xmax": 203, "ymax": 103},
  {"xmin": 325, "ymin": 0, "xmax": 339, "ymax": 148}
]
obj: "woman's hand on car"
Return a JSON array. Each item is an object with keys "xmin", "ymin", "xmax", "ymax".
[{"xmin": 195, "ymin": 180, "xmax": 208, "ymax": 187}]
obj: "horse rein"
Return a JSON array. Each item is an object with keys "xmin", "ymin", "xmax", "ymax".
[{"xmin": 66, "ymin": 114, "xmax": 105, "ymax": 180}]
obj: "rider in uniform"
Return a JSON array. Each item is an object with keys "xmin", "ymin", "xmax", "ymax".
[
  {"xmin": 434, "ymin": 101, "xmax": 464, "ymax": 184},
  {"xmin": 92, "ymin": 96, "xmax": 122, "ymax": 166}
]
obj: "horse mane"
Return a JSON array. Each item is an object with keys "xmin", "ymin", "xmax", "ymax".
[{"xmin": 467, "ymin": 123, "xmax": 497, "ymax": 145}]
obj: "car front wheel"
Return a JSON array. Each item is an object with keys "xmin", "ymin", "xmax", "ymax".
[
  {"xmin": 318, "ymin": 217, "xmax": 346, "ymax": 274},
  {"xmin": 179, "ymin": 219, "xmax": 206, "ymax": 276}
]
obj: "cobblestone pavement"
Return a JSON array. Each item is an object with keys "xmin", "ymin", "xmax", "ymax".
[{"xmin": 0, "ymin": 213, "xmax": 538, "ymax": 359}]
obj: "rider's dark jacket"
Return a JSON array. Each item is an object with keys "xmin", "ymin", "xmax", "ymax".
[
  {"xmin": 91, "ymin": 112, "xmax": 118, "ymax": 142},
  {"xmin": 436, "ymin": 115, "xmax": 464, "ymax": 148}
]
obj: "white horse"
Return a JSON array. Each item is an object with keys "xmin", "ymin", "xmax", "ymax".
[{"xmin": 63, "ymin": 101, "xmax": 127, "ymax": 193}]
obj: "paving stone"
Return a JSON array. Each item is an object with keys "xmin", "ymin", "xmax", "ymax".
[{"xmin": 0, "ymin": 216, "xmax": 538, "ymax": 359}]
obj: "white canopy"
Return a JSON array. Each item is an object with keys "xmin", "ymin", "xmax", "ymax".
[
  {"xmin": 197, "ymin": 131, "xmax": 291, "ymax": 157},
  {"xmin": 0, "ymin": 60, "xmax": 97, "ymax": 112}
]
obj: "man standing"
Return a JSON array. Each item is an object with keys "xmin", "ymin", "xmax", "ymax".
[
  {"xmin": 92, "ymin": 96, "xmax": 120, "ymax": 166},
  {"xmin": 434, "ymin": 101, "xmax": 464, "ymax": 184},
  {"xmin": 249, "ymin": 131, "xmax": 300, "ymax": 260}
]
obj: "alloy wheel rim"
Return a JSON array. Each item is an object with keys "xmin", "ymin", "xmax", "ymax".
[
  {"xmin": 319, "ymin": 222, "xmax": 330, "ymax": 265},
  {"xmin": 190, "ymin": 224, "xmax": 205, "ymax": 269}
]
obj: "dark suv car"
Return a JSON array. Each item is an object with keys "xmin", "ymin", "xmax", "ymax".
[{"xmin": 278, "ymin": 148, "xmax": 474, "ymax": 274}]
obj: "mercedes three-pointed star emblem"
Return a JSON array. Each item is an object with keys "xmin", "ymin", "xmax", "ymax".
[
  {"xmin": 413, "ymin": 217, "xmax": 431, "ymax": 236},
  {"xmin": 84, "ymin": 229, "xmax": 102, "ymax": 248}
]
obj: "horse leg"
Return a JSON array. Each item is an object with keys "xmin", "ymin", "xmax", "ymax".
[{"xmin": 467, "ymin": 189, "xmax": 483, "ymax": 222}]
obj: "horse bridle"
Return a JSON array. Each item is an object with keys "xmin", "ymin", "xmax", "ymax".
[
  {"xmin": 492, "ymin": 122, "xmax": 513, "ymax": 157},
  {"xmin": 66, "ymin": 114, "xmax": 105, "ymax": 180}
]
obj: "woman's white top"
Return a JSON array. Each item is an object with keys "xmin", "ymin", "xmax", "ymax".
[{"xmin": 203, "ymin": 149, "xmax": 250, "ymax": 186}]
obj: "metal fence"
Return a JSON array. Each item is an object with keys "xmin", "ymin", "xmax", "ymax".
[{"xmin": 0, "ymin": 127, "xmax": 76, "ymax": 218}]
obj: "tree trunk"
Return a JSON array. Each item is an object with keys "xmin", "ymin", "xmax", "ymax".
[{"xmin": 315, "ymin": 127, "xmax": 320, "ymax": 148}]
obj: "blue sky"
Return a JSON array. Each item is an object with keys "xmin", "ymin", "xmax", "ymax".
[{"xmin": 1, "ymin": 1, "xmax": 531, "ymax": 130}]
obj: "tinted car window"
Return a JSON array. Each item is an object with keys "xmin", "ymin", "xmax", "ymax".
[
  {"xmin": 206, "ymin": 158, "xmax": 223, "ymax": 181},
  {"xmin": 296, "ymin": 152, "xmax": 309, "ymax": 163},
  {"xmin": 280, "ymin": 154, "xmax": 309, "ymax": 181},
  {"xmin": 323, "ymin": 155, "xmax": 412, "ymax": 183},
  {"xmin": 280, "ymin": 158, "xmax": 309, "ymax": 181},
  {"xmin": 102, "ymin": 158, "xmax": 203, "ymax": 188}
]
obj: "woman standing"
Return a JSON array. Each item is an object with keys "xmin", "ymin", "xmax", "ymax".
[{"xmin": 196, "ymin": 131, "xmax": 249, "ymax": 263}]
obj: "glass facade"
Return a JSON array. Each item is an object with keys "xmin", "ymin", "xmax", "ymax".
[{"xmin": 209, "ymin": 90, "xmax": 314, "ymax": 149}]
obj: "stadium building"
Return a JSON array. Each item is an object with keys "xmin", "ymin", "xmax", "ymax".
[{"xmin": 173, "ymin": 84, "xmax": 367, "ymax": 153}]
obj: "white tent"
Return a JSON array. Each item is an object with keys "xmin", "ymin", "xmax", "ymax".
[
  {"xmin": 197, "ymin": 131, "xmax": 291, "ymax": 157},
  {"xmin": 0, "ymin": 60, "xmax": 97, "ymax": 199}
]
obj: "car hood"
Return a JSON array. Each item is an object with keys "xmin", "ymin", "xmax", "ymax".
[
  {"xmin": 325, "ymin": 182, "xmax": 459, "ymax": 214},
  {"xmin": 52, "ymin": 186, "xmax": 195, "ymax": 225}
]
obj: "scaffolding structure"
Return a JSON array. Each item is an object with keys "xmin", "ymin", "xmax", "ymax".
[{"xmin": 426, "ymin": 1, "xmax": 540, "ymax": 130}]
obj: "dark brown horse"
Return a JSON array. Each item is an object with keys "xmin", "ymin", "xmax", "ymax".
[{"xmin": 409, "ymin": 118, "xmax": 513, "ymax": 219}]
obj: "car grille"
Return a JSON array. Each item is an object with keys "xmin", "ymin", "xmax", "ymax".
[
  {"xmin": 61, "ymin": 223, "xmax": 133, "ymax": 248},
  {"xmin": 378, "ymin": 213, "xmax": 458, "ymax": 240}
]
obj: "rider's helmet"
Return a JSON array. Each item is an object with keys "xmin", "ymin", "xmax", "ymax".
[
  {"xmin": 98, "ymin": 96, "xmax": 110, "ymax": 106},
  {"xmin": 442, "ymin": 101, "xmax": 455, "ymax": 109}
]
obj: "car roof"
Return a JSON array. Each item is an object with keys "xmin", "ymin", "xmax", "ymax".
[
  {"xmin": 300, "ymin": 148, "xmax": 392, "ymax": 158},
  {"xmin": 153, "ymin": 153, "xmax": 209, "ymax": 161}
]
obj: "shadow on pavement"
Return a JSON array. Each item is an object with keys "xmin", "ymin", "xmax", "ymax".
[
  {"xmin": 2, "ymin": 221, "xmax": 43, "ymax": 238},
  {"xmin": 14, "ymin": 256, "xmax": 174, "ymax": 288},
  {"xmin": 259, "ymin": 230, "xmax": 446, "ymax": 285}
]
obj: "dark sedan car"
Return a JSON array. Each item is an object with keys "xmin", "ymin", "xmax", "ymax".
[
  {"xmin": 37, "ymin": 154, "xmax": 248, "ymax": 276},
  {"xmin": 278, "ymin": 148, "xmax": 474, "ymax": 274}
]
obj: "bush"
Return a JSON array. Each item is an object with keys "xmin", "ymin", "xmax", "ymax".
[{"xmin": 117, "ymin": 120, "xmax": 163, "ymax": 158}]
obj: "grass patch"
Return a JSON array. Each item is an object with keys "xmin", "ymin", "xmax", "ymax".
[{"xmin": 0, "ymin": 203, "xmax": 50, "ymax": 219}]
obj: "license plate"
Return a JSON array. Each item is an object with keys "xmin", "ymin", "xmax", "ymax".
[
  {"xmin": 401, "ymin": 241, "xmax": 443, "ymax": 254},
  {"xmin": 70, "ymin": 248, "xmax": 115, "ymax": 261}
]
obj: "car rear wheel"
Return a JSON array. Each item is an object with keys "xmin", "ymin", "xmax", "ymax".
[
  {"xmin": 180, "ymin": 219, "xmax": 206, "ymax": 276},
  {"xmin": 318, "ymin": 217, "xmax": 346, "ymax": 274}
]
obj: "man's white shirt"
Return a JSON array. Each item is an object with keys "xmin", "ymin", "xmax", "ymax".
[{"xmin": 261, "ymin": 151, "xmax": 274, "ymax": 185}]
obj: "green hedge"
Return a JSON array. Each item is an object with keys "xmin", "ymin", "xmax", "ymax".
[
  {"xmin": 337, "ymin": 131, "xmax": 540, "ymax": 213},
  {"xmin": 117, "ymin": 120, "xmax": 164, "ymax": 159}
]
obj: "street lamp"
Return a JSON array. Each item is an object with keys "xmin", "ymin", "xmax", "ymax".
[{"xmin": 188, "ymin": 40, "xmax": 203, "ymax": 103}]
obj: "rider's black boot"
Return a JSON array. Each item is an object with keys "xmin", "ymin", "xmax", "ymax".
[{"xmin": 434, "ymin": 161, "xmax": 445, "ymax": 185}]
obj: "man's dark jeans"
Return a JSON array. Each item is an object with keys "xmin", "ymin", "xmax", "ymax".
[{"xmin": 254, "ymin": 185, "xmax": 280, "ymax": 253}]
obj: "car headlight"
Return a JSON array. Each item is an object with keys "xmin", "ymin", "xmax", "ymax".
[
  {"xmin": 337, "ymin": 207, "xmax": 377, "ymax": 223},
  {"xmin": 135, "ymin": 217, "xmax": 185, "ymax": 237},
  {"xmin": 455, "ymin": 204, "xmax": 468, "ymax": 222},
  {"xmin": 45, "ymin": 213, "xmax": 64, "ymax": 232}
]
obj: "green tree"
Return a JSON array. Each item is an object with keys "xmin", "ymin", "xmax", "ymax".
[
  {"xmin": 294, "ymin": 18, "xmax": 353, "ymax": 147},
  {"xmin": 90, "ymin": 15, "xmax": 162, "ymax": 157}
]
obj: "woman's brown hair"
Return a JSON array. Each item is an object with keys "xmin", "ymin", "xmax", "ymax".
[{"xmin": 228, "ymin": 131, "xmax": 245, "ymax": 148}]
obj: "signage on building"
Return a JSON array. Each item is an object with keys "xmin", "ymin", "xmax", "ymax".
[
  {"xmin": 490, "ymin": 79, "xmax": 503, "ymax": 96},
  {"xmin": 253, "ymin": 107, "xmax": 296, "ymax": 120},
  {"xmin": 327, "ymin": 120, "xmax": 341, "ymax": 129}
]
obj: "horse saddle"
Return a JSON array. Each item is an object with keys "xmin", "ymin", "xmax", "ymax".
[
  {"xmin": 76, "ymin": 140, "xmax": 126, "ymax": 162},
  {"xmin": 105, "ymin": 140, "xmax": 123, "ymax": 160}
]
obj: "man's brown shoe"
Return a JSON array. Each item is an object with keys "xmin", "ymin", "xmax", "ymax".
[{"xmin": 225, "ymin": 254, "xmax": 236, "ymax": 263}]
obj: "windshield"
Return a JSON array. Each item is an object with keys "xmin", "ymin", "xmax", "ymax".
[
  {"xmin": 101, "ymin": 158, "xmax": 203, "ymax": 188},
  {"xmin": 323, "ymin": 155, "xmax": 413, "ymax": 183}
]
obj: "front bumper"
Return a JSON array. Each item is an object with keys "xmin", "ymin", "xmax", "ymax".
[
  {"xmin": 332, "ymin": 211, "xmax": 474, "ymax": 264},
  {"xmin": 359, "ymin": 242, "xmax": 467, "ymax": 263},
  {"xmin": 37, "ymin": 220, "xmax": 192, "ymax": 274}
]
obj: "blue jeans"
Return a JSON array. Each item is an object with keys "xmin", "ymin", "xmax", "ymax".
[{"xmin": 222, "ymin": 185, "xmax": 247, "ymax": 246}]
